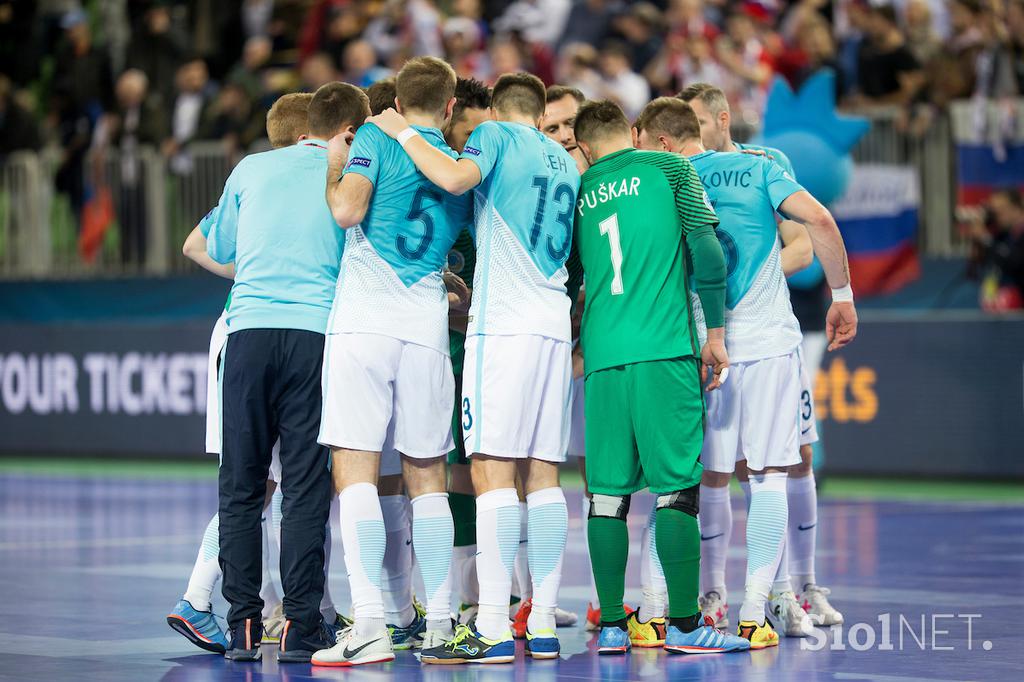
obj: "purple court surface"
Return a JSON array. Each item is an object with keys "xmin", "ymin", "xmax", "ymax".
[{"xmin": 0, "ymin": 471, "xmax": 1020, "ymax": 681}]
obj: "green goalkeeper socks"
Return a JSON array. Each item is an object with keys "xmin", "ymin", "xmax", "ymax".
[
  {"xmin": 448, "ymin": 492, "xmax": 476, "ymax": 547},
  {"xmin": 656, "ymin": 507, "xmax": 701, "ymax": 619},
  {"xmin": 587, "ymin": 515, "xmax": 629, "ymax": 623}
]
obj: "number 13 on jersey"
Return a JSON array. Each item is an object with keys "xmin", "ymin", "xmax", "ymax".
[{"xmin": 599, "ymin": 213, "xmax": 624, "ymax": 295}]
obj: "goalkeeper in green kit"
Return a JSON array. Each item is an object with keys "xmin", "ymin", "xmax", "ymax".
[{"xmin": 570, "ymin": 100, "xmax": 750, "ymax": 656}]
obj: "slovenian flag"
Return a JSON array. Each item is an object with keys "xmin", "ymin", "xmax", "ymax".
[
  {"xmin": 952, "ymin": 100, "xmax": 1024, "ymax": 206},
  {"xmin": 831, "ymin": 164, "xmax": 920, "ymax": 296}
]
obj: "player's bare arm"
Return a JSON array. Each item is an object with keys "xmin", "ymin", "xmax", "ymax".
[
  {"xmin": 182, "ymin": 225, "xmax": 234, "ymax": 279},
  {"xmin": 324, "ymin": 132, "xmax": 373, "ymax": 228},
  {"xmin": 778, "ymin": 219, "xmax": 814, "ymax": 275},
  {"xmin": 366, "ymin": 108, "xmax": 482, "ymax": 195},
  {"xmin": 778, "ymin": 190, "xmax": 858, "ymax": 350}
]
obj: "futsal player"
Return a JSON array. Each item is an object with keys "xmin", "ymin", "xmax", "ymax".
[
  {"xmin": 572, "ymin": 99, "xmax": 749, "ymax": 656},
  {"xmin": 634, "ymin": 97, "xmax": 856, "ymax": 648},
  {"xmin": 679, "ymin": 83, "xmax": 845, "ymax": 630},
  {"xmin": 367, "ymin": 72, "xmax": 580, "ymax": 663}
]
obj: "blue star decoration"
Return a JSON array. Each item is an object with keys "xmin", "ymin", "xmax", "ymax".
[{"xmin": 762, "ymin": 70, "xmax": 870, "ymax": 155}]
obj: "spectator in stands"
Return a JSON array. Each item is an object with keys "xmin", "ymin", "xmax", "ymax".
[
  {"xmin": 487, "ymin": 37, "xmax": 526, "ymax": 83},
  {"xmin": 718, "ymin": 9, "xmax": 774, "ymax": 116},
  {"xmin": 125, "ymin": 3, "xmax": 186, "ymax": 107},
  {"xmin": 555, "ymin": 42, "xmax": 603, "ymax": 99},
  {"xmin": 928, "ymin": 0, "xmax": 985, "ymax": 105},
  {"xmin": 792, "ymin": 17, "xmax": 846, "ymax": 95},
  {"xmin": 1010, "ymin": 0, "xmax": 1024, "ymax": 94},
  {"xmin": 558, "ymin": 0, "xmax": 619, "ymax": 50},
  {"xmin": 199, "ymin": 83, "xmax": 265, "ymax": 157},
  {"xmin": 52, "ymin": 9, "xmax": 115, "ymax": 228},
  {"xmin": 851, "ymin": 4, "xmax": 924, "ymax": 106},
  {"xmin": 342, "ymin": 39, "xmax": 392, "ymax": 87},
  {"xmin": 967, "ymin": 189, "xmax": 1024, "ymax": 311},
  {"xmin": 597, "ymin": 41, "xmax": 651, "ymax": 119},
  {"xmin": 972, "ymin": 1, "xmax": 1019, "ymax": 98},
  {"xmin": 443, "ymin": 17, "xmax": 486, "ymax": 79},
  {"xmin": 228, "ymin": 36, "xmax": 273, "ymax": 104},
  {"xmin": 902, "ymin": 0, "xmax": 942, "ymax": 67},
  {"xmin": 0, "ymin": 74, "xmax": 41, "ymax": 154},
  {"xmin": 0, "ymin": 0, "xmax": 40, "ymax": 87},
  {"xmin": 613, "ymin": 2, "xmax": 665, "ymax": 72},
  {"xmin": 301, "ymin": 52, "xmax": 340, "ymax": 91},
  {"xmin": 164, "ymin": 57, "xmax": 215, "ymax": 173}
]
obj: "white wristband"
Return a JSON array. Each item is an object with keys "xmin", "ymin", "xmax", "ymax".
[
  {"xmin": 831, "ymin": 284, "xmax": 854, "ymax": 303},
  {"xmin": 397, "ymin": 128, "xmax": 420, "ymax": 147}
]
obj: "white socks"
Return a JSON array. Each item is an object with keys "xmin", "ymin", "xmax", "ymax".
[
  {"xmin": 513, "ymin": 501, "xmax": 532, "ymax": 602},
  {"xmin": 259, "ymin": 514, "xmax": 281, "ymax": 619},
  {"xmin": 379, "ymin": 494, "xmax": 415, "ymax": 628},
  {"xmin": 582, "ymin": 495, "xmax": 599, "ymax": 606},
  {"xmin": 475, "ymin": 488, "xmax": 520, "ymax": 640},
  {"xmin": 183, "ymin": 513, "xmax": 221, "ymax": 612},
  {"xmin": 788, "ymin": 473, "xmax": 818, "ymax": 589},
  {"xmin": 412, "ymin": 492, "xmax": 455, "ymax": 633},
  {"xmin": 639, "ymin": 504, "xmax": 667, "ymax": 622},
  {"xmin": 320, "ymin": 495, "xmax": 339, "ymax": 623},
  {"xmin": 739, "ymin": 472, "xmax": 789, "ymax": 624},
  {"xmin": 339, "ymin": 482, "xmax": 387, "ymax": 637},
  {"xmin": 452, "ymin": 544, "xmax": 479, "ymax": 606},
  {"xmin": 698, "ymin": 484, "xmax": 732, "ymax": 602},
  {"xmin": 526, "ymin": 487, "xmax": 567, "ymax": 633}
]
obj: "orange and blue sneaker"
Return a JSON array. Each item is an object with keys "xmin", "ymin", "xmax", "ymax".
[
  {"xmin": 511, "ymin": 598, "xmax": 532, "ymax": 639},
  {"xmin": 525, "ymin": 627, "xmax": 560, "ymax": 659},
  {"xmin": 420, "ymin": 624, "xmax": 515, "ymax": 664},
  {"xmin": 737, "ymin": 619, "xmax": 780, "ymax": 649},
  {"xmin": 167, "ymin": 598, "xmax": 229, "ymax": 654},
  {"xmin": 596, "ymin": 623, "xmax": 631, "ymax": 655},
  {"xmin": 626, "ymin": 611, "xmax": 667, "ymax": 647},
  {"xmin": 664, "ymin": 617, "xmax": 751, "ymax": 654}
]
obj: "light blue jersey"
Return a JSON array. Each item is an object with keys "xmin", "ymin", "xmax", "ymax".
[
  {"xmin": 459, "ymin": 121, "xmax": 580, "ymax": 340},
  {"xmin": 206, "ymin": 139, "xmax": 344, "ymax": 335},
  {"xmin": 328, "ymin": 124, "xmax": 471, "ymax": 353},
  {"xmin": 734, "ymin": 142, "xmax": 796, "ymax": 179},
  {"xmin": 690, "ymin": 150, "xmax": 804, "ymax": 362}
]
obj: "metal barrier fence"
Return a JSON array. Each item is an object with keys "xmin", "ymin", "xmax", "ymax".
[{"xmin": 0, "ymin": 101, "xmax": 1013, "ymax": 279}]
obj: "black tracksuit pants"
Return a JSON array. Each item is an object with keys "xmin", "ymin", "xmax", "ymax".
[{"xmin": 218, "ymin": 328, "xmax": 331, "ymax": 634}]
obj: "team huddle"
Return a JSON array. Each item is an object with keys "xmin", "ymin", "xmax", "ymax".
[{"xmin": 168, "ymin": 55, "xmax": 858, "ymax": 666}]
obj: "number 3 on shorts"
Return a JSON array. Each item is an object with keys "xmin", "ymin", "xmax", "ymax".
[
  {"xmin": 599, "ymin": 213, "xmax": 624, "ymax": 295},
  {"xmin": 462, "ymin": 396, "xmax": 473, "ymax": 431}
]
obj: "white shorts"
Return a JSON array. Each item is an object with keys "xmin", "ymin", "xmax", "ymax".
[
  {"xmin": 567, "ymin": 376, "xmax": 585, "ymax": 458},
  {"xmin": 462, "ymin": 334, "xmax": 572, "ymax": 462},
  {"xmin": 797, "ymin": 347, "xmax": 819, "ymax": 447},
  {"xmin": 319, "ymin": 333, "xmax": 455, "ymax": 468},
  {"xmin": 207, "ymin": 313, "xmax": 283, "ymax": 482},
  {"xmin": 701, "ymin": 350, "xmax": 802, "ymax": 473}
]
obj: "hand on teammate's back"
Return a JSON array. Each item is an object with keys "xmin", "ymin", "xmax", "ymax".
[
  {"xmin": 701, "ymin": 328, "xmax": 730, "ymax": 391},
  {"xmin": 443, "ymin": 271, "xmax": 471, "ymax": 312},
  {"xmin": 825, "ymin": 301, "xmax": 858, "ymax": 351},
  {"xmin": 366, "ymin": 108, "xmax": 410, "ymax": 138}
]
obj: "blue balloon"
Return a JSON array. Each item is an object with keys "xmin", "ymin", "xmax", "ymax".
[{"xmin": 758, "ymin": 131, "xmax": 852, "ymax": 206}]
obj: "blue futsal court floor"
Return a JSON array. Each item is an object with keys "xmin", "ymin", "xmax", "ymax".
[{"xmin": 0, "ymin": 466, "xmax": 1020, "ymax": 681}]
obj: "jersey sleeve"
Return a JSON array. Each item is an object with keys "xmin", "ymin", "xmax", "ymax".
[
  {"xmin": 343, "ymin": 125, "xmax": 384, "ymax": 186},
  {"xmin": 197, "ymin": 203, "xmax": 218, "ymax": 238},
  {"xmin": 206, "ymin": 164, "xmax": 243, "ymax": 265},
  {"xmin": 459, "ymin": 122, "xmax": 502, "ymax": 182},
  {"xmin": 763, "ymin": 158, "xmax": 804, "ymax": 212},
  {"xmin": 673, "ymin": 157, "xmax": 718, "ymax": 235}
]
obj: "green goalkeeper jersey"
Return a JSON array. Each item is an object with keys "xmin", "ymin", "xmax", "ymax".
[{"xmin": 573, "ymin": 148, "xmax": 723, "ymax": 375}]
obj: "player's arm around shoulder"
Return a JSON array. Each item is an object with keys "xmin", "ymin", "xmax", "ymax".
[
  {"xmin": 365, "ymin": 108, "xmax": 481, "ymax": 196},
  {"xmin": 326, "ymin": 125, "xmax": 377, "ymax": 229}
]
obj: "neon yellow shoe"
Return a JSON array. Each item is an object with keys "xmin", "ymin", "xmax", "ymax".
[
  {"xmin": 626, "ymin": 612, "xmax": 666, "ymax": 648},
  {"xmin": 737, "ymin": 620, "xmax": 779, "ymax": 649}
]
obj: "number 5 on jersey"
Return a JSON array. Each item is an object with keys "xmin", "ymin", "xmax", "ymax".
[{"xmin": 599, "ymin": 213, "xmax": 624, "ymax": 295}]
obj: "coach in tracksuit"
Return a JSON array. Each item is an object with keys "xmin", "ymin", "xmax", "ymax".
[{"xmin": 206, "ymin": 81, "xmax": 370, "ymax": 662}]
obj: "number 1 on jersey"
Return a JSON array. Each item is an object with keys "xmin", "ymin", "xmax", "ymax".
[{"xmin": 599, "ymin": 213, "xmax": 624, "ymax": 295}]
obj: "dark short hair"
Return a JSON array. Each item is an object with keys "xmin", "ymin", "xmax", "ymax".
[
  {"xmin": 635, "ymin": 97, "xmax": 701, "ymax": 143},
  {"xmin": 453, "ymin": 77, "xmax": 491, "ymax": 122},
  {"xmin": 491, "ymin": 72, "xmax": 547, "ymax": 120},
  {"xmin": 574, "ymin": 99, "xmax": 630, "ymax": 146},
  {"xmin": 308, "ymin": 81, "xmax": 370, "ymax": 139},
  {"xmin": 677, "ymin": 82, "xmax": 730, "ymax": 117},
  {"xmin": 546, "ymin": 85, "xmax": 585, "ymax": 105},
  {"xmin": 366, "ymin": 77, "xmax": 396, "ymax": 116},
  {"xmin": 396, "ymin": 56, "xmax": 457, "ymax": 116}
]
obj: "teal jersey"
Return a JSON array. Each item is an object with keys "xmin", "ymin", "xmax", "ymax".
[
  {"xmin": 197, "ymin": 203, "xmax": 232, "ymax": 313},
  {"xmin": 330, "ymin": 124, "xmax": 472, "ymax": 353},
  {"xmin": 690, "ymin": 150, "xmax": 804, "ymax": 361},
  {"xmin": 734, "ymin": 142, "xmax": 797, "ymax": 180},
  {"xmin": 459, "ymin": 121, "xmax": 580, "ymax": 340},
  {"xmin": 206, "ymin": 139, "xmax": 344, "ymax": 334}
]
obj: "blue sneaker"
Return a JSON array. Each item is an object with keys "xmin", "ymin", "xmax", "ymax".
[
  {"xmin": 167, "ymin": 599, "xmax": 229, "ymax": 654},
  {"xmin": 664, "ymin": 619, "xmax": 751, "ymax": 654},
  {"xmin": 420, "ymin": 624, "xmax": 515, "ymax": 664},
  {"xmin": 597, "ymin": 625, "xmax": 631, "ymax": 655},
  {"xmin": 389, "ymin": 611, "xmax": 426, "ymax": 650},
  {"xmin": 525, "ymin": 628, "xmax": 559, "ymax": 659}
]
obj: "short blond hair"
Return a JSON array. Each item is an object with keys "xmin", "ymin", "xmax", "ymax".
[{"xmin": 266, "ymin": 93, "xmax": 313, "ymax": 148}]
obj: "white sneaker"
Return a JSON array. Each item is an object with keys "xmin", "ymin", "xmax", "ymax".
[
  {"xmin": 770, "ymin": 591, "xmax": 815, "ymax": 637},
  {"xmin": 262, "ymin": 604, "xmax": 286, "ymax": 643},
  {"xmin": 554, "ymin": 606, "xmax": 578, "ymax": 627},
  {"xmin": 421, "ymin": 628, "xmax": 453, "ymax": 650},
  {"xmin": 699, "ymin": 591, "xmax": 729, "ymax": 630},
  {"xmin": 311, "ymin": 626, "xmax": 395, "ymax": 667},
  {"xmin": 799, "ymin": 584, "xmax": 843, "ymax": 626}
]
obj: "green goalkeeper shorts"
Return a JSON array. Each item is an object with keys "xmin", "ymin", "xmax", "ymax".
[{"xmin": 584, "ymin": 356, "xmax": 705, "ymax": 496}]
